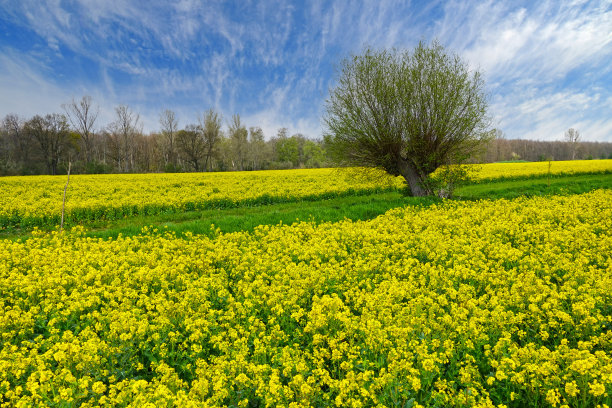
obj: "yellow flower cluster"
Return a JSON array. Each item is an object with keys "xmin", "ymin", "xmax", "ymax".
[
  {"xmin": 0, "ymin": 168, "xmax": 401, "ymax": 228},
  {"xmin": 0, "ymin": 190, "xmax": 611, "ymax": 407},
  {"xmin": 475, "ymin": 159, "xmax": 612, "ymax": 181},
  {"xmin": 1, "ymin": 160, "xmax": 611, "ymax": 229}
]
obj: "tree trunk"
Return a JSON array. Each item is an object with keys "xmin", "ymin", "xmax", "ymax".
[{"xmin": 397, "ymin": 158, "xmax": 427, "ymax": 196}]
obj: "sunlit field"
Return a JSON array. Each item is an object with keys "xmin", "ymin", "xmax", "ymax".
[
  {"xmin": 1, "ymin": 160, "xmax": 611, "ymax": 230},
  {"xmin": 475, "ymin": 159, "xmax": 612, "ymax": 181},
  {"xmin": 0, "ymin": 160, "xmax": 611, "ymax": 407},
  {"xmin": 1, "ymin": 190, "xmax": 611, "ymax": 407},
  {"xmin": 0, "ymin": 168, "xmax": 400, "ymax": 229}
]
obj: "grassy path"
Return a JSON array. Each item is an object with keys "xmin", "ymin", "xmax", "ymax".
[{"xmin": 68, "ymin": 192, "xmax": 438, "ymax": 240}]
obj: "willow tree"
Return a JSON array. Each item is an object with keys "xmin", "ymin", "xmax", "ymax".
[{"xmin": 324, "ymin": 40, "xmax": 490, "ymax": 196}]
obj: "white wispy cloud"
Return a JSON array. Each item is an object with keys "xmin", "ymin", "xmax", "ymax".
[
  {"xmin": 0, "ymin": 0, "xmax": 610, "ymax": 141},
  {"xmin": 450, "ymin": 1, "xmax": 612, "ymax": 85},
  {"xmin": 433, "ymin": 0, "xmax": 612, "ymax": 141}
]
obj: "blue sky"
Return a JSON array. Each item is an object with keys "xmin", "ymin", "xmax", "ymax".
[{"xmin": 1, "ymin": 0, "xmax": 611, "ymax": 141}]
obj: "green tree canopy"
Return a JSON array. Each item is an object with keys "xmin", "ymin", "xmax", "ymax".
[{"xmin": 324, "ymin": 40, "xmax": 491, "ymax": 196}]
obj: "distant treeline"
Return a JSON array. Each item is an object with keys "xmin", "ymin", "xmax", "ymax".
[
  {"xmin": 0, "ymin": 103, "xmax": 331, "ymax": 176},
  {"xmin": 1, "ymin": 99, "xmax": 611, "ymax": 176},
  {"xmin": 476, "ymin": 137, "xmax": 612, "ymax": 163}
]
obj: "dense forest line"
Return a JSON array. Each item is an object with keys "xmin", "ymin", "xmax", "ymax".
[
  {"xmin": 478, "ymin": 135, "xmax": 612, "ymax": 163},
  {"xmin": 2, "ymin": 98, "xmax": 612, "ymax": 176}
]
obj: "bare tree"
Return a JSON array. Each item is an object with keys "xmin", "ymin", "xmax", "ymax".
[
  {"xmin": 159, "ymin": 109, "xmax": 179, "ymax": 168},
  {"xmin": 565, "ymin": 128, "xmax": 580, "ymax": 160},
  {"xmin": 63, "ymin": 96, "xmax": 99, "ymax": 164},
  {"xmin": 108, "ymin": 105, "xmax": 141, "ymax": 172},
  {"xmin": 480, "ymin": 129, "xmax": 507, "ymax": 162},
  {"xmin": 132, "ymin": 132, "xmax": 158, "ymax": 172},
  {"xmin": 200, "ymin": 109, "xmax": 222, "ymax": 171}
]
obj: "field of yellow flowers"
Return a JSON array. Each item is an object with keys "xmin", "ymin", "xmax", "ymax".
[
  {"xmin": 1, "ymin": 160, "xmax": 610, "ymax": 230},
  {"xmin": 0, "ymin": 168, "xmax": 401, "ymax": 229},
  {"xmin": 1, "ymin": 189, "xmax": 610, "ymax": 407},
  {"xmin": 475, "ymin": 159, "xmax": 612, "ymax": 181}
]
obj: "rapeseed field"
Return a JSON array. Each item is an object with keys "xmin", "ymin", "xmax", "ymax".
[
  {"xmin": 0, "ymin": 168, "xmax": 400, "ymax": 229},
  {"xmin": 1, "ymin": 190, "xmax": 610, "ymax": 407},
  {"xmin": 476, "ymin": 160, "xmax": 612, "ymax": 181},
  {"xmin": 1, "ymin": 160, "xmax": 611, "ymax": 229}
]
